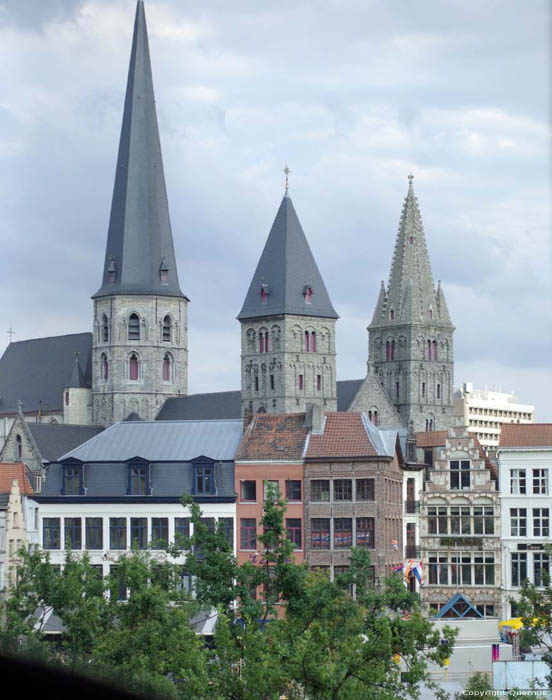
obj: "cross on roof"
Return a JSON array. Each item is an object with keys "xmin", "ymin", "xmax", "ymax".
[
  {"xmin": 283, "ymin": 164, "xmax": 292, "ymax": 192},
  {"xmin": 6, "ymin": 324, "xmax": 15, "ymax": 342}
]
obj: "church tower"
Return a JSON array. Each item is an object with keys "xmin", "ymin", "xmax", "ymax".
[
  {"xmin": 368, "ymin": 176, "xmax": 454, "ymax": 432},
  {"xmin": 92, "ymin": 1, "xmax": 188, "ymax": 425},
  {"xmin": 238, "ymin": 190, "xmax": 338, "ymax": 415}
]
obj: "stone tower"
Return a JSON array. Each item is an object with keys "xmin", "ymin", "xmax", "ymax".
[
  {"xmin": 238, "ymin": 191, "xmax": 338, "ymax": 415},
  {"xmin": 91, "ymin": 0, "xmax": 188, "ymax": 425},
  {"xmin": 368, "ymin": 176, "xmax": 454, "ymax": 432}
]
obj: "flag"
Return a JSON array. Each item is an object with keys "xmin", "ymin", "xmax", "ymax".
[
  {"xmin": 393, "ymin": 563, "xmax": 404, "ymax": 573},
  {"xmin": 412, "ymin": 561, "xmax": 424, "ymax": 585},
  {"xmin": 404, "ymin": 560, "xmax": 414, "ymax": 579}
]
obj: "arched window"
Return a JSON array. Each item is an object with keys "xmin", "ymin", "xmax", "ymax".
[
  {"xmin": 254, "ymin": 376, "xmax": 259, "ymax": 392},
  {"xmin": 264, "ymin": 331, "xmax": 269, "ymax": 353},
  {"xmin": 390, "ymin": 309, "xmax": 395, "ymax": 320},
  {"xmin": 298, "ymin": 374, "xmax": 303, "ymax": 390},
  {"xmin": 437, "ymin": 384, "xmax": 441, "ymax": 399},
  {"xmin": 374, "ymin": 410, "xmax": 378, "ymax": 426},
  {"xmin": 304, "ymin": 286, "xmax": 313, "ymax": 303},
  {"xmin": 429, "ymin": 309, "xmax": 433, "ymax": 320},
  {"xmin": 16, "ymin": 434, "xmax": 22, "ymax": 460},
  {"xmin": 427, "ymin": 339, "xmax": 432, "ymax": 360},
  {"xmin": 129, "ymin": 353, "xmax": 139, "ymax": 381},
  {"xmin": 128, "ymin": 314, "xmax": 140, "ymax": 341},
  {"xmin": 311, "ymin": 331, "xmax": 317, "ymax": 352},
  {"xmin": 260, "ymin": 333, "xmax": 264, "ymax": 353},
  {"xmin": 162, "ymin": 315, "xmax": 172, "ymax": 343},
  {"xmin": 433, "ymin": 340, "xmax": 438, "ymax": 361},
  {"xmin": 422, "ymin": 382, "xmax": 426, "ymax": 398},
  {"xmin": 102, "ymin": 314, "xmax": 109, "ymax": 342},
  {"xmin": 391, "ymin": 340, "xmax": 395, "ymax": 360},
  {"xmin": 101, "ymin": 353, "xmax": 109, "ymax": 381},
  {"xmin": 386, "ymin": 341, "xmax": 390, "ymax": 361},
  {"xmin": 305, "ymin": 331, "xmax": 310, "ymax": 352},
  {"xmin": 162, "ymin": 353, "xmax": 172, "ymax": 382}
]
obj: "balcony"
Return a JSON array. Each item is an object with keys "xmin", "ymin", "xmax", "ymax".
[
  {"xmin": 405, "ymin": 545, "xmax": 420, "ymax": 558},
  {"xmin": 405, "ymin": 500, "xmax": 420, "ymax": 514}
]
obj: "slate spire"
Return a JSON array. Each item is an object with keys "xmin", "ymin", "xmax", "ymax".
[
  {"xmin": 238, "ymin": 193, "xmax": 338, "ymax": 320},
  {"xmin": 68, "ymin": 353, "xmax": 86, "ymax": 389},
  {"xmin": 93, "ymin": 0, "xmax": 184, "ymax": 299}
]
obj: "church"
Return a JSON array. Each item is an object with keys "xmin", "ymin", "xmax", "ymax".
[{"xmin": 0, "ymin": 0, "xmax": 455, "ymax": 471}]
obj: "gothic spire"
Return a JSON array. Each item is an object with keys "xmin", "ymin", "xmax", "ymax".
[
  {"xmin": 238, "ymin": 193, "xmax": 338, "ymax": 320},
  {"xmin": 93, "ymin": 0, "xmax": 185, "ymax": 299}
]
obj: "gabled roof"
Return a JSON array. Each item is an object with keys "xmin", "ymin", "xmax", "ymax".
[
  {"xmin": 0, "ymin": 333, "xmax": 92, "ymax": 415},
  {"xmin": 499, "ymin": 423, "xmax": 552, "ymax": 448},
  {"xmin": 415, "ymin": 429, "xmax": 496, "ymax": 478},
  {"xmin": 93, "ymin": 0, "xmax": 185, "ymax": 300},
  {"xmin": 237, "ymin": 193, "xmax": 338, "ymax": 320},
  {"xmin": 59, "ymin": 419, "xmax": 244, "ymax": 462},
  {"xmin": 306, "ymin": 413, "xmax": 397, "ymax": 459},
  {"xmin": 0, "ymin": 462, "xmax": 35, "ymax": 495},
  {"xmin": 434, "ymin": 593, "xmax": 483, "ymax": 619},
  {"xmin": 27, "ymin": 423, "xmax": 104, "ymax": 462},
  {"xmin": 369, "ymin": 176, "xmax": 453, "ymax": 329},
  {"xmin": 157, "ymin": 380, "xmax": 363, "ymax": 421},
  {"xmin": 236, "ymin": 413, "xmax": 309, "ymax": 461}
]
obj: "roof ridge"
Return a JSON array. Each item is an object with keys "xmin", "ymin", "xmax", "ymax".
[{"xmin": 9, "ymin": 332, "xmax": 91, "ymax": 345}]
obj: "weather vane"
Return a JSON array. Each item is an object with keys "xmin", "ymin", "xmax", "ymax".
[
  {"xmin": 408, "ymin": 172, "xmax": 414, "ymax": 183},
  {"xmin": 7, "ymin": 323, "xmax": 15, "ymax": 342},
  {"xmin": 283, "ymin": 164, "xmax": 292, "ymax": 192}
]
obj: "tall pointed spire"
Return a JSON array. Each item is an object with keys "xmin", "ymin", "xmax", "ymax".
[
  {"xmin": 238, "ymin": 194, "xmax": 338, "ymax": 320},
  {"xmin": 93, "ymin": 0, "xmax": 184, "ymax": 299}
]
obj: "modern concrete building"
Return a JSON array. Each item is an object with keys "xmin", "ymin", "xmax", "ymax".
[
  {"xmin": 497, "ymin": 423, "xmax": 552, "ymax": 618},
  {"xmin": 454, "ymin": 383, "xmax": 535, "ymax": 452}
]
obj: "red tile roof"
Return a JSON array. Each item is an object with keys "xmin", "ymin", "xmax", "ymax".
[
  {"xmin": 236, "ymin": 413, "xmax": 309, "ymax": 461},
  {"xmin": 306, "ymin": 413, "xmax": 379, "ymax": 459},
  {"xmin": 500, "ymin": 423, "xmax": 552, "ymax": 447},
  {"xmin": 0, "ymin": 462, "xmax": 35, "ymax": 495},
  {"xmin": 415, "ymin": 431, "xmax": 448, "ymax": 448}
]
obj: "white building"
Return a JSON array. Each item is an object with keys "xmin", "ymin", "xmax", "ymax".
[
  {"xmin": 498, "ymin": 423, "xmax": 552, "ymax": 619},
  {"xmin": 0, "ymin": 462, "xmax": 40, "ymax": 594},
  {"xmin": 35, "ymin": 420, "xmax": 241, "ymax": 585},
  {"xmin": 454, "ymin": 383, "xmax": 535, "ymax": 452}
]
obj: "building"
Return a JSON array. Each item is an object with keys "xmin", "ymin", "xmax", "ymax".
[
  {"xmin": 235, "ymin": 412, "xmax": 309, "ymax": 567},
  {"xmin": 454, "ymin": 383, "xmax": 535, "ymax": 452},
  {"xmin": 363, "ymin": 175, "xmax": 455, "ymax": 433},
  {"xmin": 418, "ymin": 425, "xmax": 501, "ymax": 618},
  {"xmin": 34, "ymin": 419, "xmax": 241, "ymax": 582},
  {"xmin": 304, "ymin": 411, "xmax": 404, "ymax": 586},
  {"xmin": 0, "ymin": 463, "xmax": 39, "ymax": 594},
  {"xmin": 497, "ymin": 423, "xmax": 552, "ymax": 619}
]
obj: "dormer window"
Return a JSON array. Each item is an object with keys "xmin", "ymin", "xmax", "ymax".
[
  {"xmin": 127, "ymin": 461, "xmax": 150, "ymax": 495},
  {"xmin": 159, "ymin": 258, "xmax": 168, "ymax": 283},
  {"xmin": 303, "ymin": 285, "xmax": 313, "ymax": 304},
  {"xmin": 108, "ymin": 257, "xmax": 117, "ymax": 284},
  {"xmin": 62, "ymin": 462, "xmax": 84, "ymax": 496},
  {"xmin": 260, "ymin": 284, "xmax": 270, "ymax": 303},
  {"xmin": 193, "ymin": 460, "xmax": 215, "ymax": 495}
]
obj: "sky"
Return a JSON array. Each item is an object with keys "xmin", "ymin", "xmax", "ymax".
[{"xmin": 0, "ymin": 0, "xmax": 550, "ymax": 418}]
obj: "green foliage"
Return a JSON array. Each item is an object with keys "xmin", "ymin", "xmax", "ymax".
[{"xmin": 1, "ymin": 496, "xmax": 457, "ymax": 700}]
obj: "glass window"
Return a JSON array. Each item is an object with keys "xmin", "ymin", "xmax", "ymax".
[
  {"xmin": 334, "ymin": 479, "xmax": 352, "ymax": 501},
  {"xmin": 240, "ymin": 518, "xmax": 256, "ymax": 550},
  {"xmin": 63, "ymin": 466, "xmax": 83, "ymax": 495},
  {"xmin": 533, "ymin": 469, "xmax": 549, "ymax": 495},
  {"xmin": 43, "ymin": 518, "xmax": 60, "ymax": 549},
  {"xmin": 511, "ymin": 552, "xmax": 527, "ymax": 588},
  {"xmin": 174, "ymin": 518, "xmax": 190, "ymax": 550},
  {"xmin": 510, "ymin": 508, "xmax": 527, "ymax": 537},
  {"xmin": 110, "ymin": 565, "xmax": 127, "ymax": 601},
  {"xmin": 311, "ymin": 519, "xmax": 330, "ymax": 549},
  {"xmin": 533, "ymin": 508, "xmax": 550, "ymax": 537},
  {"xmin": 450, "ymin": 506, "xmax": 470, "ymax": 535},
  {"xmin": 110, "ymin": 518, "xmax": 127, "ymax": 550},
  {"xmin": 534, "ymin": 553, "xmax": 550, "ymax": 587},
  {"xmin": 334, "ymin": 518, "xmax": 352, "ymax": 549},
  {"xmin": 450, "ymin": 460, "xmax": 470, "ymax": 489},
  {"xmin": 194, "ymin": 464, "xmax": 214, "ymax": 494},
  {"xmin": 286, "ymin": 480, "xmax": 301, "ymax": 502},
  {"xmin": 162, "ymin": 315, "xmax": 172, "ymax": 342},
  {"xmin": 85, "ymin": 518, "xmax": 103, "ymax": 550},
  {"xmin": 219, "ymin": 517, "xmax": 234, "ymax": 546},
  {"xmin": 128, "ymin": 464, "xmax": 149, "ymax": 495},
  {"xmin": 64, "ymin": 518, "xmax": 82, "ymax": 550},
  {"xmin": 128, "ymin": 313, "xmax": 140, "ymax": 340},
  {"xmin": 428, "ymin": 552, "xmax": 448, "ymax": 585},
  {"xmin": 428, "ymin": 506, "xmax": 447, "ymax": 534},
  {"xmin": 311, "ymin": 480, "xmax": 330, "ymax": 502},
  {"xmin": 264, "ymin": 480, "xmax": 279, "ymax": 502},
  {"xmin": 151, "ymin": 518, "xmax": 168, "ymax": 548},
  {"xmin": 356, "ymin": 517, "xmax": 375, "ymax": 548},
  {"xmin": 241, "ymin": 480, "xmax": 256, "ymax": 501},
  {"xmin": 286, "ymin": 518, "xmax": 302, "ymax": 549},
  {"xmin": 130, "ymin": 518, "xmax": 147, "ymax": 549},
  {"xmin": 510, "ymin": 469, "xmax": 526, "ymax": 495},
  {"xmin": 356, "ymin": 478, "xmax": 374, "ymax": 501},
  {"xmin": 473, "ymin": 506, "xmax": 494, "ymax": 535}
]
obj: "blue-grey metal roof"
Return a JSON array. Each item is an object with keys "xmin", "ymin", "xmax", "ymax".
[
  {"xmin": 93, "ymin": 1, "xmax": 185, "ymax": 300},
  {"xmin": 361, "ymin": 415, "xmax": 399, "ymax": 457},
  {"xmin": 0, "ymin": 333, "xmax": 92, "ymax": 414},
  {"xmin": 40, "ymin": 459, "xmax": 235, "ymax": 500},
  {"xmin": 237, "ymin": 194, "xmax": 338, "ymax": 320},
  {"xmin": 157, "ymin": 381, "xmax": 362, "ymax": 421},
  {"xmin": 59, "ymin": 419, "xmax": 244, "ymax": 462},
  {"xmin": 27, "ymin": 423, "xmax": 104, "ymax": 462}
]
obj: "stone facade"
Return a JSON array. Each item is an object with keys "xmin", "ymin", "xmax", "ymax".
[
  {"xmin": 304, "ymin": 456, "xmax": 403, "ymax": 585},
  {"xmin": 240, "ymin": 314, "xmax": 337, "ymax": 414},
  {"xmin": 348, "ymin": 363, "xmax": 404, "ymax": 429},
  {"xmin": 63, "ymin": 387, "xmax": 92, "ymax": 425},
  {"xmin": 0, "ymin": 413, "xmax": 42, "ymax": 473},
  {"xmin": 419, "ymin": 425, "xmax": 501, "ymax": 617},
  {"xmin": 92, "ymin": 295, "xmax": 188, "ymax": 424}
]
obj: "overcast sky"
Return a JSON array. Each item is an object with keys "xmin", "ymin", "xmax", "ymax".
[{"xmin": 0, "ymin": 0, "xmax": 550, "ymax": 418}]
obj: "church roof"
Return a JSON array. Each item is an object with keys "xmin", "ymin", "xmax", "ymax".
[
  {"xmin": 67, "ymin": 354, "xmax": 86, "ymax": 389},
  {"xmin": 93, "ymin": 0, "xmax": 185, "ymax": 300},
  {"xmin": 369, "ymin": 176, "xmax": 453, "ymax": 328},
  {"xmin": 27, "ymin": 423, "xmax": 104, "ymax": 463},
  {"xmin": 157, "ymin": 380, "xmax": 363, "ymax": 421},
  {"xmin": 237, "ymin": 193, "xmax": 338, "ymax": 320},
  {"xmin": 0, "ymin": 333, "xmax": 92, "ymax": 415}
]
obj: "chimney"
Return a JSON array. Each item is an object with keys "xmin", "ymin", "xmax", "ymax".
[{"xmin": 305, "ymin": 403, "xmax": 323, "ymax": 433}]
